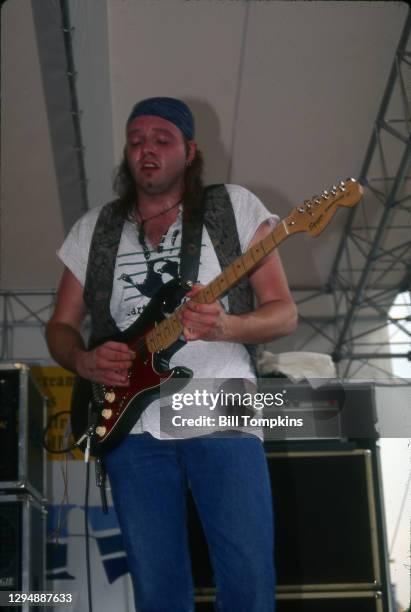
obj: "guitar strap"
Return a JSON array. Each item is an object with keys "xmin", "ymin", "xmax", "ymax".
[
  {"xmin": 83, "ymin": 200, "xmax": 125, "ymax": 348},
  {"xmin": 179, "ymin": 193, "xmax": 204, "ymax": 286},
  {"xmin": 179, "ymin": 183, "xmax": 258, "ymax": 373}
]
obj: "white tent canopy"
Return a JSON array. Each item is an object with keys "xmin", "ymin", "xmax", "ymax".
[{"xmin": 1, "ymin": 0, "xmax": 408, "ymax": 292}]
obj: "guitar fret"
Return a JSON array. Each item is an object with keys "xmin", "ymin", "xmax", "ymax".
[
  {"xmin": 273, "ymin": 223, "xmax": 288, "ymax": 245},
  {"xmin": 233, "ymin": 259, "xmax": 246, "ymax": 277},
  {"xmin": 225, "ymin": 264, "xmax": 237, "ymax": 287},
  {"xmin": 162, "ymin": 319, "xmax": 172, "ymax": 338},
  {"xmin": 147, "ymin": 313, "xmax": 183, "ymax": 353},
  {"xmin": 154, "ymin": 325, "xmax": 163, "ymax": 351},
  {"xmin": 159, "ymin": 322, "xmax": 171, "ymax": 347},
  {"xmin": 252, "ymin": 241, "xmax": 268, "ymax": 262},
  {"xmin": 217, "ymin": 274, "xmax": 228, "ymax": 292},
  {"xmin": 209, "ymin": 282, "xmax": 220, "ymax": 300},
  {"xmin": 242, "ymin": 250, "xmax": 256, "ymax": 272},
  {"xmin": 165, "ymin": 314, "xmax": 182, "ymax": 341},
  {"xmin": 203, "ymin": 285, "xmax": 215, "ymax": 303},
  {"xmin": 146, "ymin": 331, "xmax": 156, "ymax": 353},
  {"xmin": 170, "ymin": 314, "xmax": 181, "ymax": 334},
  {"xmin": 212, "ymin": 275, "xmax": 228, "ymax": 299},
  {"xmin": 262, "ymin": 232, "xmax": 276, "ymax": 252}
]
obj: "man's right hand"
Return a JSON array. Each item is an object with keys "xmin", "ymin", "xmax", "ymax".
[
  {"xmin": 46, "ymin": 269, "xmax": 136, "ymax": 387},
  {"xmin": 74, "ymin": 341, "xmax": 136, "ymax": 387}
]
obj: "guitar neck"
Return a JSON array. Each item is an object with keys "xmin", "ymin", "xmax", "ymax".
[
  {"xmin": 145, "ymin": 219, "xmax": 290, "ymax": 353},
  {"xmin": 144, "ymin": 178, "xmax": 363, "ymax": 354}
]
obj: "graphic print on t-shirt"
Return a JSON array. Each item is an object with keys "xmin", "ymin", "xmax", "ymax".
[
  {"xmin": 115, "ymin": 229, "xmax": 182, "ymax": 324},
  {"xmin": 121, "ymin": 256, "xmax": 179, "ymax": 298}
]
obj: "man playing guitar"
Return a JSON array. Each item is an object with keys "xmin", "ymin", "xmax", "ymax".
[{"xmin": 46, "ymin": 97, "xmax": 298, "ymax": 611}]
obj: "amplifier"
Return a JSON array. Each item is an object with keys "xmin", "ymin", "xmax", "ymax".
[
  {"xmin": 0, "ymin": 493, "xmax": 46, "ymax": 610},
  {"xmin": 0, "ymin": 364, "xmax": 45, "ymax": 500},
  {"xmin": 257, "ymin": 379, "xmax": 378, "ymax": 440},
  {"xmin": 188, "ymin": 447, "xmax": 387, "ymax": 594}
]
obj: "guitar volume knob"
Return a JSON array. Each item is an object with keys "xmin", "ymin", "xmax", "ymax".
[
  {"xmin": 96, "ymin": 426, "xmax": 107, "ymax": 437},
  {"xmin": 101, "ymin": 409, "xmax": 113, "ymax": 420},
  {"xmin": 105, "ymin": 391, "xmax": 116, "ymax": 403}
]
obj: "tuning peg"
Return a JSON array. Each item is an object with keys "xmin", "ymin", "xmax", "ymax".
[
  {"xmin": 321, "ymin": 190, "xmax": 330, "ymax": 199},
  {"xmin": 313, "ymin": 196, "xmax": 321, "ymax": 204},
  {"xmin": 304, "ymin": 199, "xmax": 312, "ymax": 209}
]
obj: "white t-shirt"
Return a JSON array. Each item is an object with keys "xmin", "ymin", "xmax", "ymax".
[{"xmin": 58, "ymin": 184, "xmax": 278, "ymax": 437}]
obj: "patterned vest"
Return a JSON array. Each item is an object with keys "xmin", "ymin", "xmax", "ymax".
[{"xmin": 83, "ymin": 184, "xmax": 258, "ymax": 371}]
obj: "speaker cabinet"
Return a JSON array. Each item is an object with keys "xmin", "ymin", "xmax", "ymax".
[
  {"xmin": 0, "ymin": 494, "xmax": 46, "ymax": 610},
  {"xmin": 189, "ymin": 449, "xmax": 382, "ymax": 590},
  {"xmin": 0, "ymin": 365, "xmax": 45, "ymax": 500},
  {"xmin": 267, "ymin": 448, "xmax": 381, "ymax": 589},
  {"xmin": 195, "ymin": 590, "xmax": 384, "ymax": 611},
  {"xmin": 188, "ymin": 446, "xmax": 389, "ymax": 606}
]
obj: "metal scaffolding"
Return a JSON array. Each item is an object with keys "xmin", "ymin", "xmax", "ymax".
[
  {"xmin": 0, "ymin": 290, "xmax": 56, "ymax": 361},
  {"xmin": 294, "ymin": 12, "xmax": 411, "ymax": 378}
]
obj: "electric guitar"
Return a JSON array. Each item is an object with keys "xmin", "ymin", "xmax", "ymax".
[{"xmin": 71, "ymin": 178, "xmax": 363, "ymax": 455}]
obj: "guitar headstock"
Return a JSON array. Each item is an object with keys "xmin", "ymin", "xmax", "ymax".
[{"xmin": 283, "ymin": 178, "xmax": 363, "ymax": 237}]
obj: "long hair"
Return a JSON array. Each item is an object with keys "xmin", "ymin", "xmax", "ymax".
[{"xmin": 113, "ymin": 145, "xmax": 205, "ymax": 220}]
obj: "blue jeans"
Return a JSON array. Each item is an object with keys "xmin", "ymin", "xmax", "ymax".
[{"xmin": 104, "ymin": 432, "xmax": 275, "ymax": 611}]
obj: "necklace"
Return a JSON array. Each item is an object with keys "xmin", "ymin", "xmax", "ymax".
[
  {"xmin": 134, "ymin": 199, "xmax": 182, "ymax": 260},
  {"xmin": 135, "ymin": 199, "xmax": 181, "ymax": 230}
]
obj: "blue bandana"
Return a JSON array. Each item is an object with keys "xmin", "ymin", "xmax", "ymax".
[{"xmin": 127, "ymin": 97, "xmax": 195, "ymax": 140}]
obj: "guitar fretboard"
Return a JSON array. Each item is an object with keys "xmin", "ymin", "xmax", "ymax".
[{"xmin": 145, "ymin": 220, "xmax": 290, "ymax": 353}]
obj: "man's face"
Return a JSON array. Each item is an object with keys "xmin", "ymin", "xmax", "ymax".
[{"xmin": 125, "ymin": 115, "xmax": 196, "ymax": 196}]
